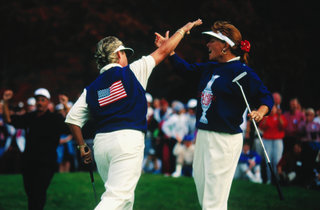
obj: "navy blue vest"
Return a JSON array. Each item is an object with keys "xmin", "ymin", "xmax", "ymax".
[{"xmin": 86, "ymin": 66, "xmax": 147, "ymax": 134}]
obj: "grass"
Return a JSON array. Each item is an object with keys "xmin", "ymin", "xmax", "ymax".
[{"xmin": 0, "ymin": 172, "xmax": 319, "ymax": 210}]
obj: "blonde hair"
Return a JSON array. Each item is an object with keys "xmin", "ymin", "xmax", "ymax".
[
  {"xmin": 211, "ymin": 21, "xmax": 249, "ymax": 66},
  {"xmin": 305, "ymin": 108, "xmax": 315, "ymax": 115},
  {"xmin": 95, "ymin": 36, "xmax": 123, "ymax": 69}
]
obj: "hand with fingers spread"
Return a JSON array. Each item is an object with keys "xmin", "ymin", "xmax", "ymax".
[
  {"xmin": 150, "ymin": 19, "xmax": 202, "ymax": 65},
  {"xmin": 155, "ymin": 31, "xmax": 169, "ymax": 48},
  {"xmin": 155, "ymin": 19, "xmax": 203, "ymax": 44},
  {"xmin": 154, "ymin": 19, "xmax": 202, "ymax": 56}
]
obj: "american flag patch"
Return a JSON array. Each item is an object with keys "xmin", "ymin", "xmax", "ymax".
[{"xmin": 97, "ymin": 80, "xmax": 127, "ymax": 107}]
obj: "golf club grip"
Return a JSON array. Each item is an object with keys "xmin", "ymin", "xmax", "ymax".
[
  {"xmin": 84, "ymin": 146, "xmax": 95, "ymax": 183},
  {"xmin": 268, "ymin": 162, "xmax": 284, "ymax": 200}
]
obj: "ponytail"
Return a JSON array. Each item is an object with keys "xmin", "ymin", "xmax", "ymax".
[{"xmin": 212, "ymin": 21, "xmax": 251, "ymax": 66}]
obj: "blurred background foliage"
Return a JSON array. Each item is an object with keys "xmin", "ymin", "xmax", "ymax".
[{"xmin": 0, "ymin": 0, "xmax": 318, "ymax": 110}]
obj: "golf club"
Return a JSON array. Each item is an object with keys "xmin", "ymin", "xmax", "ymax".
[
  {"xmin": 85, "ymin": 146, "xmax": 98, "ymax": 205},
  {"xmin": 233, "ymin": 72, "xmax": 285, "ymax": 201}
]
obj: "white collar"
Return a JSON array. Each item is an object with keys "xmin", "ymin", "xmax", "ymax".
[
  {"xmin": 227, "ymin": 56, "xmax": 240, "ymax": 63},
  {"xmin": 100, "ymin": 63, "xmax": 122, "ymax": 74}
]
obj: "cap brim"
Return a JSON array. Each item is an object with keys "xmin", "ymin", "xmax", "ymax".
[
  {"xmin": 202, "ymin": 31, "xmax": 235, "ymax": 47},
  {"xmin": 202, "ymin": 31, "xmax": 224, "ymax": 42},
  {"xmin": 114, "ymin": 45, "xmax": 134, "ymax": 58},
  {"xmin": 123, "ymin": 48, "xmax": 134, "ymax": 58}
]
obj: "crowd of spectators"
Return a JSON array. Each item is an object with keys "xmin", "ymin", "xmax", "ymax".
[
  {"xmin": 1, "ymin": 90, "xmax": 320, "ymax": 190},
  {"xmin": 0, "ymin": 92, "xmax": 83, "ymax": 174},
  {"xmin": 238, "ymin": 92, "xmax": 320, "ymax": 190},
  {"xmin": 142, "ymin": 94, "xmax": 197, "ymax": 178}
]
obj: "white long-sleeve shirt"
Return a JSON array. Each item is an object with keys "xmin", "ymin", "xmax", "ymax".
[{"xmin": 162, "ymin": 113, "xmax": 189, "ymax": 140}]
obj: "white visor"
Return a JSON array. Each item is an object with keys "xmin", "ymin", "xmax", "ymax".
[
  {"xmin": 113, "ymin": 45, "xmax": 134, "ymax": 58},
  {"xmin": 202, "ymin": 31, "xmax": 235, "ymax": 47}
]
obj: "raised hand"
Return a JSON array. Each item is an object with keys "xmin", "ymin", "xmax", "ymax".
[
  {"xmin": 181, "ymin": 19, "xmax": 203, "ymax": 34},
  {"xmin": 3, "ymin": 90, "xmax": 13, "ymax": 101},
  {"xmin": 155, "ymin": 19, "xmax": 202, "ymax": 48},
  {"xmin": 155, "ymin": 31, "xmax": 169, "ymax": 48},
  {"xmin": 59, "ymin": 94, "xmax": 69, "ymax": 106}
]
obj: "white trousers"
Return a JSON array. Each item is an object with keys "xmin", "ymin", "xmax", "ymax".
[
  {"xmin": 193, "ymin": 129, "xmax": 243, "ymax": 210},
  {"xmin": 93, "ymin": 130, "xmax": 145, "ymax": 210}
]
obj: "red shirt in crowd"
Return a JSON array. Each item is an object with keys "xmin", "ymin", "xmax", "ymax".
[{"xmin": 259, "ymin": 114, "xmax": 288, "ymax": 140}]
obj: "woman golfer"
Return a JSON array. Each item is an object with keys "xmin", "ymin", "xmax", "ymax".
[
  {"xmin": 155, "ymin": 21, "xmax": 274, "ymax": 209},
  {"xmin": 65, "ymin": 19, "xmax": 202, "ymax": 210}
]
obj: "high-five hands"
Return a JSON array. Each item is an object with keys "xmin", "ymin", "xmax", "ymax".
[{"xmin": 155, "ymin": 19, "xmax": 202, "ymax": 48}]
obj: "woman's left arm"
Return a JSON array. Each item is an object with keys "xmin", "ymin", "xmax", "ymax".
[
  {"xmin": 248, "ymin": 105, "xmax": 269, "ymax": 123},
  {"xmin": 245, "ymin": 71, "xmax": 274, "ymax": 123}
]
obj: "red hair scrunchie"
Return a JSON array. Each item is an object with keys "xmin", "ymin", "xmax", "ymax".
[{"xmin": 240, "ymin": 40, "xmax": 251, "ymax": 52}]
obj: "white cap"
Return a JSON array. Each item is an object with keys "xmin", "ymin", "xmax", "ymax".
[
  {"xmin": 187, "ymin": 99, "xmax": 197, "ymax": 109},
  {"xmin": 34, "ymin": 88, "xmax": 51, "ymax": 99},
  {"xmin": 27, "ymin": 97, "xmax": 36, "ymax": 106},
  {"xmin": 202, "ymin": 31, "xmax": 235, "ymax": 47},
  {"xmin": 113, "ymin": 45, "xmax": 134, "ymax": 58},
  {"xmin": 145, "ymin": 93, "xmax": 153, "ymax": 103}
]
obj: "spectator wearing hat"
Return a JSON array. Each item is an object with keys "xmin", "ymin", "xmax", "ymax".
[
  {"xmin": 2, "ymin": 88, "xmax": 71, "ymax": 210},
  {"xmin": 172, "ymin": 134, "xmax": 195, "ymax": 177},
  {"xmin": 142, "ymin": 148, "xmax": 162, "ymax": 174},
  {"xmin": 162, "ymin": 101, "xmax": 189, "ymax": 175}
]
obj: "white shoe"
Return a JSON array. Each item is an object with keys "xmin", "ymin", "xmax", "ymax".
[
  {"xmin": 172, "ymin": 171, "xmax": 181, "ymax": 178},
  {"xmin": 172, "ymin": 164, "xmax": 182, "ymax": 178},
  {"xmin": 252, "ymin": 176, "xmax": 263, "ymax": 184}
]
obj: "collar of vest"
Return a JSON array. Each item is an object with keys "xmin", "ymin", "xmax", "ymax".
[{"xmin": 100, "ymin": 63, "xmax": 122, "ymax": 74}]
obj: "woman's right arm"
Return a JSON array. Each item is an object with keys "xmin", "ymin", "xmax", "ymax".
[
  {"xmin": 150, "ymin": 19, "xmax": 202, "ymax": 66},
  {"xmin": 65, "ymin": 89, "xmax": 92, "ymax": 163},
  {"xmin": 155, "ymin": 30, "xmax": 206, "ymax": 79}
]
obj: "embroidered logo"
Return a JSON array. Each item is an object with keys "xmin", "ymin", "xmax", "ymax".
[
  {"xmin": 199, "ymin": 75, "xmax": 220, "ymax": 124},
  {"xmin": 97, "ymin": 80, "xmax": 127, "ymax": 107}
]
